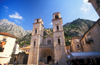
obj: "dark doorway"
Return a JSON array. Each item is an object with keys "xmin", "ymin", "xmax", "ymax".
[{"xmin": 47, "ymin": 56, "xmax": 52, "ymax": 64}]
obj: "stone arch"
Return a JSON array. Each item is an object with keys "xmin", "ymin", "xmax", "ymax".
[
  {"xmin": 39, "ymin": 48, "xmax": 54, "ymax": 64},
  {"xmin": 55, "ymin": 15, "xmax": 59, "ymax": 19}
]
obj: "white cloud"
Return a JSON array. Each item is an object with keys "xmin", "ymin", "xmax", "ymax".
[
  {"xmin": 83, "ymin": 0, "xmax": 88, "ymax": 3},
  {"xmin": 50, "ymin": 23, "xmax": 53, "ymax": 25},
  {"xmin": 9, "ymin": 12, "xmax": 23, "ymax": 19},
  {"xmin": 15, "ymin": 20, "xmax": 21, "ymax": 24},
  {"xmin": 4, "ymin": 5, "xmax": 8, "ymax": 9},
  {"xmin": 81, "ymin": 7, "xmax": 87, "ymax": 12},
  {"xmin": 80, "ymin": 0, "xmax": 91, "ymax": 13}
]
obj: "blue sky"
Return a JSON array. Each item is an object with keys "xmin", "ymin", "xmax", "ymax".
[{"xmin": 0, "ymin": 0, "xmax": 99, "ymax": 30}]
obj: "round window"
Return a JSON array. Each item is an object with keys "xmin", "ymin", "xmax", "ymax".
[{"xmin": 47, "ymin": 40, "xmax": 51, "ymax": 44}]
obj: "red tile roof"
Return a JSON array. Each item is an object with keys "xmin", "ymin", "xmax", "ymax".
[
  {"xmin": 72, "ymin": 37, "xmax": 82, "ymax": 39},
  {"xmin": 0, "ymin": 32, "xmax": 17, "ymax": 38}
]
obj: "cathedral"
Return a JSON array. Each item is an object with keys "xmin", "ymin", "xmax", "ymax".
[{"xmin": 27, "ymin": 12, "xmax": 68, "ymax": 65}]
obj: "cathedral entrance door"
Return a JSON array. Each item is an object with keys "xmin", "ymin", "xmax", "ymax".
[
  {"xmin": 40, "ymin": 48, "xmax": 54, "ymax": 64},
  {"xmin": 47, "ymin": 56, "xmax": 52, "ymax": 64}
]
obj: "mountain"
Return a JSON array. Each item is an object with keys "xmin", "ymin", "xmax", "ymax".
[
  {"xmin": 0, "ymin": 18, "xmax": 94, "ymax": 46},
  {"xmin": 63, "ymin": 18, "xmax": 94, "ymax": 37},
  {"xmin": 0, "ymin": 19, "xmax": 32, "ymax": 37}
]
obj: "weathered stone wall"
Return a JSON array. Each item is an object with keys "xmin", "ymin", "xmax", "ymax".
[
  {"xmin": 81, "ymin": 19, "xmax": 100, "ymax": 52},
  {"xmin": 42, "ymin": 36, "xmax": 54, "ymax": 46},
  {"xmin": 52, "ymin": 12, "xmax": 67, "ymax": 65},
  {"xmin": 27, "ymin": 18, "xmax": 44, "ymax": 65},
  {"xmin": 71, "ymin": 38, "xmax": 82, "ymax": 52}
]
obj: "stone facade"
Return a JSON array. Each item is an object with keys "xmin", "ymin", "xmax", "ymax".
[
  {"xmin": 27, "ymin": 18, "xmax": 44, "ymax": 65},
  {"xmin": 0, "ymin": 32, "xmax": 17, "ymax": 64},
  {"xmin": 52, "ymin": 12, "xmax": 67, "ymax": 65},
  {"xmin": 88, "ymin": 0, "xmax": 100, "ymax": 17},
  {"xmin": 80, "ymin": 18, "xmax": 100, "ymax": 52},
  {"xmin": 27, "ymin": 12, "xmax": 67, "ymax": 65},
  {"xmin": 71, "ymin": 37, "xmax": 82, "ymax": 52}
]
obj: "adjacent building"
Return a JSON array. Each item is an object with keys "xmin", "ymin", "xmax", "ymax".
[
  {"xmin": 71, "ymin": 37, "xmax": 82, "ymax": 52},
  {"xmin": 9, "ymin": 52, "xmax": 28, "ymax": 64},
  {"xmin": 20, "ymin": 46, "xmax": 30, "ymax": 54},
  {"xmin": 80, "ymin": 18, "xmax": 100, "ymax": 52},
  {"xmin": 66, "ymin": 46, "xmax": 70, "ymax": 55},
  {"xmin": 0, "ymin": 32, "xmax": 17, "ymax": 65},
  {"xmin": 12, "ymin": 43, "xmax": 23, "ymax": 54},
  {"xmin": 88, "ymin": 0, "xmax": 100, "ymax": 17}
]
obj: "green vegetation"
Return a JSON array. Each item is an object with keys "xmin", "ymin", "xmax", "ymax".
[
  {"xmin": 18, "ymin": 33, "xmax": 32, "ymax": 47},
  {"xmin": 65, "ymin": 39, "xmax": 71, "ymax": 46},
  {"xmin": 64, "ymin": 32, "xmax": 71, "ymax": 46},
  {"xmin": 65, "ymin": 24, "xmax": 76, "ymax": 28}
]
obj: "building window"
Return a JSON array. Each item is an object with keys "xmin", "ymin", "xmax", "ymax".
[
  {"xmin": 87, "ymin": 35, "xmax": 91, "ymax": 39},
  {"xmin": 58, "ymin": 38, "xmax": 60, "ymax": 45},
  {"xmin": 57, "ymin": 25, "xmax": 59, "ymax": 31},
  {"xmin": 88, "ymin": 32, "xmax": 91, "ymax": 35},
  {"xmin": 47, "ymin": 40, "xmax": 51, "ymax": 44},
  {"xmin": 77, "ymin": 44, "xmax": 79, "ymax": 48},
  {"xmin": 0, "ymin": 48, "xmax": 4, "ymax": 52},
  {"xmin": 37, "ymin": 19, "xmax": 39, "ymax": 23},
  {"xmin": 35, "ymin": 29, "xmax": 37, "ymax": 34},
  {"xmin": 0, "ymin": 41, "xmax": 5, "ymax": 52},
  {"xmin": 55, "ymin": 15, "xmax": 59, "ymax": 19},
  {"xmin": 3, "ymin": 38, "xmax": 6, "ymax": 41},
  {"xmin": 34, "ymin": 41, "xmax": 36, "ymax": 47}
]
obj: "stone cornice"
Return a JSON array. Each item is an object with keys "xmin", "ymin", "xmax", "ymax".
[
  {"xmin": 33, "ymin": 22, "xmax": 44, "ymax": 27},
  {"xmin": 53, "ymin": 12, "xmax": 60, "ymax": 15},
  {"xmin": 52, "ymin": 18, "xmax": 62, "ymax": 21},
  {"xmin": 32, "ymin": 34, "xmax": 43, "ymax": 37}
]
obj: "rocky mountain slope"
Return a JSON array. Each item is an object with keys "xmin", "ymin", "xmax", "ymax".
[
  {"xmin": 63, "ymin": 18, "xmax": 94, "ymax": 37},
  {"xmin": 0, "ymin": 18, "xmax": 94, "ymax": 46},
  {"xmin": 0, "ymin": 19, "xmax": 31, "ymax": 37}
]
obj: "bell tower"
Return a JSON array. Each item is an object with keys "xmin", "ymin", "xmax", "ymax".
[
  {"xmin": 52, "ymin": 12, "xmax": 67, "ymax": 65},
  {"xmin": 27, "ymin": 18, "xmax": 44, "ymax": 65}
]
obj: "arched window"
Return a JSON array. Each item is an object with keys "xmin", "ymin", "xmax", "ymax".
[
  {"xmin": 55, "ymin": 15, "xmax": 59, "ymax": 19},
  {"xmin": 35, "ymin": 29, "xmax": 37, "ymax": 34},
  {"xmin": 77, "ymin": 44, "xmax": 79, "ymax": 48},
  {"xmin": 37, "ymin": 19, "xmax": 39, "ymax": 23},
  {"xmin": 34, "ymin": 41, "xmax": 36, "ymax": 47},
  {"xmin": 57, "ymin": 25, "xmax": 59, "ymax": 31},
  {"xmin": 58, "ymin": 38, "xmax": 60, "ymax": 45}
]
